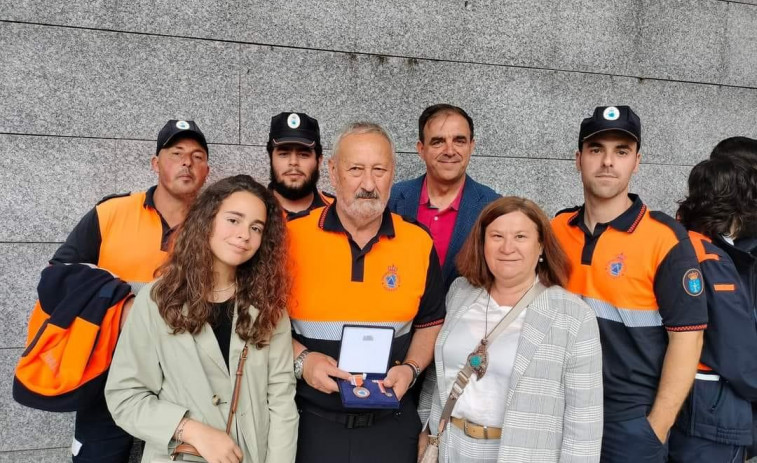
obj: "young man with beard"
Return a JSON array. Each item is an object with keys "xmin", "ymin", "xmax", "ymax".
[
  {"xmin": 552, "ymin": 106, "xmax": 708, "ymax": 462},
  {"xmin": 267, "ymin": 112, "xmax": 332, "ymax": 219}
]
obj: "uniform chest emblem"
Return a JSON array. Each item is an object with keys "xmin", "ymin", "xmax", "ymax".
[
  {"xmin": 606, "ymin": 254, "xmax": 626, "ymax": 278},
  {"xmin": 382, "ymin": 265, "xmax": 400, "ymax": 291},
  {"xmin": 683, "ymin": 269, "xmax": 703, "ymax": 296}
]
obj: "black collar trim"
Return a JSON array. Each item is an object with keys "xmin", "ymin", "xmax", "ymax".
[
  {"xmin": 319, "ymin": 201, "xmax": 396, "ymax": 239},
  {"xmin": 568, "ymin": 194, "xmax": 646, "ymax": 233}
]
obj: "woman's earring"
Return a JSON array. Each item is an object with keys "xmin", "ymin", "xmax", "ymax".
[{"xmin": 539, "ymin": 256, "xmax": 544, "ymax": 263}]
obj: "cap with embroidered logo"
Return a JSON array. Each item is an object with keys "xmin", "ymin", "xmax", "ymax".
[
  {"xmin": 156, "ymin": 120, "xmax": 208, "ymax": 156},
  {"xmin": 269, "ymin": 112, "xmax": 321, "ymax": 148},
  {"xmin": 579, "ymin": 106, "xmax": 641, "ymax": 150}
]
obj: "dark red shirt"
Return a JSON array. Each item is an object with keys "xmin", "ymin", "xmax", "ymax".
[{"xmin": 416, "ymin": 178, "xmax": 464, "ymax": 267}]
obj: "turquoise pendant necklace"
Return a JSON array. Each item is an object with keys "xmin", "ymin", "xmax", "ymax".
[
  {"xmin": 466, "ymin": 291, "xmax": 493, "ymax": 379},
  {"xmin": 466, "ymin": 281, "xmax": 536, "ymax": 380}
]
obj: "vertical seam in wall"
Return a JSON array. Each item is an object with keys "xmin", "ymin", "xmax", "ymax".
[
  {"xmin": 237, "ymin": 43, "xmax": 242, "ymax": 145},
  {"xmin": 352, "ymin": 0, "xmax": 358, "ymax": 51},
  {"xmin": 722, "ymin": 2, "xmax": 732, "ymax": 80}
]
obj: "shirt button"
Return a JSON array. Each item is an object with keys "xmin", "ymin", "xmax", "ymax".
[{"xmin": 434, "ymin": 216, "xmax": 439, "ymax": 221}]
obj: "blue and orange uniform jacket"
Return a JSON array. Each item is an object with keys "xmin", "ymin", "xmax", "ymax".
[
  {"xmin": 673, "ymin": 232, "xmax": 757, "ymax": 445},
  {"xmin": 13, "ymin": 264, "xmax": 131, "ymax": 411}
]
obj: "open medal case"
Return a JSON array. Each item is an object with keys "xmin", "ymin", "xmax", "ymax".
[{"xmin": 337, "ymin": 325, "xmax": 400, "ymax": 409}]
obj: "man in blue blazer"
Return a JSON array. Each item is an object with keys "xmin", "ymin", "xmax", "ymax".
[{"xmin": 389, "ymin": 104, "xmax": 499, "ymax": 291}]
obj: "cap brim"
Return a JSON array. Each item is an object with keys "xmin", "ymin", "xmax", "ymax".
[
  {"xmin": 272, "ymin": 137, "xmax": 316, "ymax": 147},
  {"xmin": 581, "ymin": 128, "xmax": 639, "ymax": 143},
  {"xmin": 160, "ymin": 131, "xmax": 208, "ymax": 151}
]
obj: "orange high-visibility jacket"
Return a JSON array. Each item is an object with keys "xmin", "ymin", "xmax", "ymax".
[{"xmin": 13, "ymin": 264, "xmax": 131, "ymax": 411}]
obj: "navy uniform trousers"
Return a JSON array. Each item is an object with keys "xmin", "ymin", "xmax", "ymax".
[{"xmin": 296, "ymin": 398, "xmax": 421, "ymax": 463}]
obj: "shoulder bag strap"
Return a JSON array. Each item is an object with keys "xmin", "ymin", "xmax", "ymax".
[
  {"xmin": 435, "ymin": 281, "xmax": 546, "ymax": 435},
  {"xmin": 172, "ymin": 343, "xmax": 249, "ymax": 460},
  {"xmin": 226, "ymin": 343, "xmax": 249, "ymax": 435}
]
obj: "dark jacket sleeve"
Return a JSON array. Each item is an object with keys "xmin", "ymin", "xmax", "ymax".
[
  {"xmin": 50, "ymin": 208, "xmax": 101, "ymax": 265},
  {"xmin": 699, "ymin": 250, "xmax": 757, "ymax": 401}
]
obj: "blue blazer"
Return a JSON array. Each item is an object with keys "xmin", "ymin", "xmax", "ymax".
[{"xmin": 388, "ymin": 174, "xmax": 499, "ymax": 290}]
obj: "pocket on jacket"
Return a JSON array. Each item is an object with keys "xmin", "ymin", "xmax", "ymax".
[
  {"xmin": 709, "ymin": 380, "xmax": 726, "ymax": 411},
  {"xmin": 691, "ymin": 377, "xmax": 726, "ymax": 420},
  {"xmin": 689, "ymin": 376, "xmax": 753, "ymax": 444}
]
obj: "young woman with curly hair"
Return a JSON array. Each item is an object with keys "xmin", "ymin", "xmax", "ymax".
[{"xmin": 105, "ymin": 175, "xmax": 298, "ymax": 463}]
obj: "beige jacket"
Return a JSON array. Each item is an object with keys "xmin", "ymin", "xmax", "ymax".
[{"xmin": 105, "ymin": 282, "xmax": 298, "ymax": 463}]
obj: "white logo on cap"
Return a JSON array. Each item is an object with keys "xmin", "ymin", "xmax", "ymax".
[
  {"xmin": 287, "ymin": 113, "xmax": 301, "ymax": 129},
  {"xmin": 176, "ymin": 120, "xmax": 190, "ymax": 130},
  {"xmin": 603, "ymin": 107, "xmax": 620, "ymax": 121}
]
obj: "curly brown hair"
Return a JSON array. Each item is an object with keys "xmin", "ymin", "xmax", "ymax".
[{"xmin": 152, "ymin": 174, "xmax": 289, "ymax": 349}]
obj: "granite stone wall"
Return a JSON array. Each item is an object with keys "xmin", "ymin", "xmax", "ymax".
[{"xmin": 2, "ymin": 0, "xmax": 757, "ymax": 461}]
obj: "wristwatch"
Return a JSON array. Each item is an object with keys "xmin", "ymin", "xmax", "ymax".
[{"xmin": 293, "ymin": 349, "xmax": 310, "ymax": 380}]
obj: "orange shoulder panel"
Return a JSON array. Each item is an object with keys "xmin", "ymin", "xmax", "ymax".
[{"xmin": 687, "ymin": 230, "xmax": 719, "ymax": 263}]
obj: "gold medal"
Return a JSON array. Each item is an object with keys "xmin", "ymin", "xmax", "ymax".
[{"xmin": 352, "ymin": 386, "xmax": 370, "ymax": 398}]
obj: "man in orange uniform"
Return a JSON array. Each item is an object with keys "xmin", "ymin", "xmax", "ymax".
[
  {"xmin": 50, "ymin": 120, "xmax": 210, "ymax": 462},
  {"xmin": 552, "ymin": 106, "xmax": 708, "ymax": 462},
  {"xmin": 287, "ymin": 122, "xmax": 445, "ymax": 462}
]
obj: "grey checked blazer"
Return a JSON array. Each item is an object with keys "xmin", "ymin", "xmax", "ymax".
[{"xmin": 420, "ymin": 277, "xmax": 603, "ymax": 463}]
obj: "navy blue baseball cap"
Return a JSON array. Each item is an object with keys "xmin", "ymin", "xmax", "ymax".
[{"xmin": 579, "ymin": 106, "xmax": 641, "ymax": 150}]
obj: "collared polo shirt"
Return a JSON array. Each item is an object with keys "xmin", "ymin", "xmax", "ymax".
[
  {"xmin": 416, "ymin": 177, "xmax": 464, "ymax": 267},
  {"xmin": 268, "ymin": 184, "xmax": 334, "ymax": 221},
  {"xmin": 51, "ymin": 186, "xmax": 172, "ymax": 289},
  {"xmin": 552, "ymin": 194, "xmax": 708, "ymax": 422},
  {"xmin": 287, "ymin": 202, "xmax": 446, "ymax": 412}
]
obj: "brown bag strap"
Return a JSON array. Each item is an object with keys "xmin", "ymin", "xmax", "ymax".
[
  {"xmin": 226, "ymin": 343, "xmax": 249, "ymax": 434},
  {"xmin": 171, "ymin": 343, "xmax": 249, "ymax": 460}
]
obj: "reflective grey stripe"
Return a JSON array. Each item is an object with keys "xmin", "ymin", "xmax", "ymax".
[
  {"xmin": 128, "ymin": 281, "xmax": 148, "ymax": 296},
  {"xmin": 291, "ymin": 320, "xmax": 412, "ymax": 341},
  {"xmin": 584, "ymin": 297, "xmax": 662, "ymax": 327}
]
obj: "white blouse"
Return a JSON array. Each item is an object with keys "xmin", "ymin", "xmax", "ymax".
[{"xmin": 442, "ymin": 290, "xmax": 526, "ymax": 428}]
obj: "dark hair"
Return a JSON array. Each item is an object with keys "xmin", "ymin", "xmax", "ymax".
[
  {"xmin": 710, "ymin": 136, "xmax": 757, "ymax": 164},
  {"xmin": 152, "ymin": 174, "xmax": 289, "ymax": 348},
  {"xmin": 456, "ymin": 197, "xmax": 571, "ymax": 289},
  {"xmin": 678, "ymin": 157, "xmax": 757, "ymax": 239},
  {"xmin": 418, "ymin": 104, "xmax": 474, "ymax": 143},
  {"xmin": 266, "ymin": 140, "xmax": 323, "ymax": 159}
]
